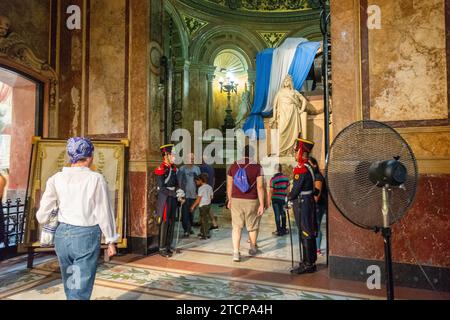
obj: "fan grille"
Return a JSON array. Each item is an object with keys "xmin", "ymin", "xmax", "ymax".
[{"xmin": 326, "ymin": 121, "xmax": 418, "ymax": 229}]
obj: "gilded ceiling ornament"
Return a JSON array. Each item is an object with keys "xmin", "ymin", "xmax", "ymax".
[
  {"xmin": 258, "ymin": 31, "xmax": 288, "ymax": 48},
  {"xmin": 183, "ymin": 15, "xmax": 208, "ymax": 37},
  {"xmin": 206, "ymin": 0, "xmax": 312, "ymax": 11}
]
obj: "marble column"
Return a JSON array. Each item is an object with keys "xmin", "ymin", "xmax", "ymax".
[
  {"xmin": 128, "ymin": 0, "xmax": 164, "ymax": 255},
  {"xmin": 185, "ymin": 63, "xmax": 213, "ymax": 137}
]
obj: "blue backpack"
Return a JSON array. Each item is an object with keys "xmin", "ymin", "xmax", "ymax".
[{"xmin": 233, "ymin": 163, "xmax": 256, "ymax": 193}]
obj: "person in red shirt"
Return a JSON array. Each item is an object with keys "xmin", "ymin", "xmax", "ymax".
[{"xmin": 227, "ymin": 145, "xmax": 265, "ymax": 262}]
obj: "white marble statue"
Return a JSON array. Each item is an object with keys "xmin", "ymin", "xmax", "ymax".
[{"xmin": 269, "ymin": 75, "xmax": 309, "ymax": 156}]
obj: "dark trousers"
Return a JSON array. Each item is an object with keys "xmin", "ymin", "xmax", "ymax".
[
  {"xmin": 301, "ymin": 237, "xmax": 317, "ymax": 265},
  {"xmin": 0, "ymin": 203, "xmax": 4, "ymax": 245},
  {"xmin": 182, "ymin": 198, "xmax": 195, "ymax": 233},
  {"xmin": 293, "ymin": 195, "xmax": 317, "ymax": 266},
  {"xmin": 316, "ymin": 203, "xmax": 326, "ymax": 250},
  {"xmin": 272, "ymin": 199, "xmax": 287, "ymax": 233},
  {"xmin": 199, "ymin": 205, "xmax": 211, "ymax": 237},
  {"xmin": 159, "ymin": 196, "xmax": 177, "ymax": 251}
]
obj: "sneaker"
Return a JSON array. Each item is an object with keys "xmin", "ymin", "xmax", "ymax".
[
  {"xmin": 209, "ymin": 225, "xmax": 219, "ymax": 231},
  {"xmin": 233, "ymin": 252, "xmax": 241, "ymax": 262},
  {"xmin": 183, "ymin": 232, "xmax": 190, "ymax": 238},
  {"xmin": 249, "ymin": 247, "xmax": 258, "ymax": 256}
]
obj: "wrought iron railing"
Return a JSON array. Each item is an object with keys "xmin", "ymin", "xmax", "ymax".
[{"xmin": 1, "ymin": 198, "xmax": 26, "ymax": 257}]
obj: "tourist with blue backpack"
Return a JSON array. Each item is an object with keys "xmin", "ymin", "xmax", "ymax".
[{"xmin": 227, "ymin": 145, "xmax": 265, "ymax": 262}]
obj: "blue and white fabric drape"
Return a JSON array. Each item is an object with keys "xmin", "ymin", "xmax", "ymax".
[
  {"xmin": 262, "ymin": 38, "xmax": 308, "ymax": 116},
  {"xmin": 242, "ymin": 48, "xmax": 274, "ymax": 140},
  {"xmin": 243, "ymin": 39, "xmax": 321, "ymax": 140},
  {"xmin": 289, "ymin": 41, "xmax": 322, "ymax": 91}
]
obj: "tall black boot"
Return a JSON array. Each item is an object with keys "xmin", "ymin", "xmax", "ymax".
[
  {"xmin": 166, "ymin": 220, "xmax": 176, "ymax": 254},
  {"xmin": 159, "ymin": 221, "xmax": 171, "ymax": 257}
]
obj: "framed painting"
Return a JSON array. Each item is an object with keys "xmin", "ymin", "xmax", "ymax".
[{"xmin": 18, "ymin": 137, "xmax": 129, "ymax": 253}]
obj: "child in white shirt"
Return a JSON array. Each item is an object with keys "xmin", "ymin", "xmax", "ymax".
[{"xmin": 190, "ymin": 173, "xmax": 213, "ymax": 239}]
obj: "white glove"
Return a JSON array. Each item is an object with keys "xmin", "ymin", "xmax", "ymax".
[
  {"xmin": 287, "ymin": 201, "xmax": 293, "ymax": 209},
  {"xmin": 176, "ymin": 189, "xmax": 185, "ymax": 202}
]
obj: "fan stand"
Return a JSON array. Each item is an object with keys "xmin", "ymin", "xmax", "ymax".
[{"xmin": 379, "ymin": 186, "xmax": 395, "ymax": 300}]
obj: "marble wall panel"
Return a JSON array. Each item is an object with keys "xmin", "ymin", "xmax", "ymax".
[
  {"xmin": 87, "ymin": 0, "xmax": 127, "ymax": 137},
  {"xmin": 364, "ymin": 0, "xmax": 449, "ymax": 125},
  {"xmin": 330, "ymin": 0, "xmax": 450, "ymax": 273},
  {"xmin": 58, "ymin": 0, "xmax": 83, "ymax": 138},
  {"xmin": 129, "ymin": 171, "xmax": 148, "ymax": 238},
  {"xmin": 129, "ymin": 0, "xmax": 149, "ymax": 162},
  {"xmin": 330, "ymin": 174, "xmax": 450, "ymax": 267}
]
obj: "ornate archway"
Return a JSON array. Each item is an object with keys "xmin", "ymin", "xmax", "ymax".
[{"xmin": 191, "ymin": 25, "xmax": 265, "ymax": 64}]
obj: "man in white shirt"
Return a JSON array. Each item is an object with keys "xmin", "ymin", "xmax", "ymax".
[{"xmin": 36, "ymin": 137, "xmax": 118, "ymax": 300}]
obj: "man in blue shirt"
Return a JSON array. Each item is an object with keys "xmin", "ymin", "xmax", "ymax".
[{"xmin": 178, "ymin": 153, "xmax": 201, "ymax": 237}]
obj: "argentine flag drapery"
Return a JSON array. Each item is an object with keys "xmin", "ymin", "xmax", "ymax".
[{"xmin": 243, "ymin": 39, "xmax": 321, "ymax": 140}]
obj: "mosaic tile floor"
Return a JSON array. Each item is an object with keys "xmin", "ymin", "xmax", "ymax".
[
  {"xmin": 170, "ymin": 205, "xmax": 326, "ymax": 272},
  {"xmin": 0, "ymin": 206, "xmax": 357, "ymax": 301},
  {"xmin": 0, "ymin": 257, "xmax": 361, "ymax": 300}
]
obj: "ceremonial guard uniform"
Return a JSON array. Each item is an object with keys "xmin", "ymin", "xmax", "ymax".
[
  {"xmin": 154, "ymin": 144, "xmax": 181, "ymax": 257},
  {"xmin": 288, "ymin": 137, "xmax": 318, "ymax": 274}
]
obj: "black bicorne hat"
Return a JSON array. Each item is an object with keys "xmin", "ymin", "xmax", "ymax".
[
  {"xmin": 160, "ymin": 144, "xmax": 175, "ymax": 156},
  {"xmin": 294, "ymin": 133, "xmax": 315, "ymax": 153}
]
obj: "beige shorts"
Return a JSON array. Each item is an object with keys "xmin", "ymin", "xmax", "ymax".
[{"xmin": 231, "ymin": 198, "xmax": 260, "ymax": 232}]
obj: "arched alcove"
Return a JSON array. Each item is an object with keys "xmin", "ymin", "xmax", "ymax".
[{"xmin": 210, "ymin": 49, "xmax": 249, "ymax": 130}]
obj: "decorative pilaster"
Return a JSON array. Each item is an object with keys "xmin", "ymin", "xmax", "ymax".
[
  {"xmin": 206, "ymin": 67, "xmax": 216, "ymax": 129},
  {"xmin": 173, "ymin": 58, "xmax": 190, "ymax": 131}
]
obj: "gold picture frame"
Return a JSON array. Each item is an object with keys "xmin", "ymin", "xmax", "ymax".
[{"xmin": 18, "ymin": 137, "xmax": 129, "ymax": 253}]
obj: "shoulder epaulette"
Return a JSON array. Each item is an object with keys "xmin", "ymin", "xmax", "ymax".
[
  {"xmin": 293, "ymin": 165, "xmax": 307, "ymax": 175},
  {"xmin": 154, "ymin": 164, "xmax": 166, "ymax": 176}
]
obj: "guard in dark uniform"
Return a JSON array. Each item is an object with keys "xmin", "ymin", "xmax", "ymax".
[
  {"xmin": 288, "ymin": 137, "xmax": 318, "ymax": 274},
  {"xmin": 154, "ymin": 144, "xmax": 182, "ymax": 258}
]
